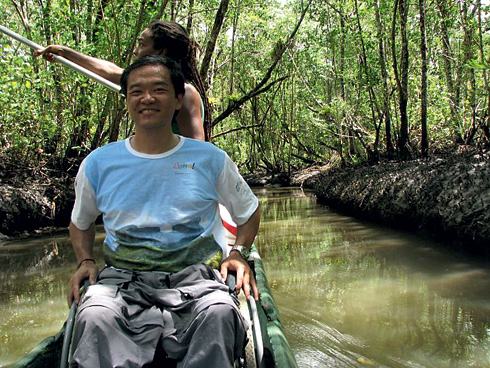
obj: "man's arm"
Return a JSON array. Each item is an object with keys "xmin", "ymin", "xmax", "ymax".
[
  {"xmin": 36, "ymin": 45, "xmax": 124, "ymax": 84},
  {"xmin": 220, "ymin": 205, "xmax": 261, "ymax": 301},
  {"xmin": 68, "ymin": 221, "xmax": 99, "ymax": 307},
  {"xmin": 175, "ymin": 83, "xmax": 205, "ymax": 140}
]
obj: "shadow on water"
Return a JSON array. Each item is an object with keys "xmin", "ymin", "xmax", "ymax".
[{"xmin": 1, "ymin": 187, "xmax": 490, "ymax": 367}]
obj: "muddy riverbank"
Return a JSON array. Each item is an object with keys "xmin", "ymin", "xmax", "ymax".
[{"xmin": 296, "ymin": 149, "xmax": 490, "ymax": 256}]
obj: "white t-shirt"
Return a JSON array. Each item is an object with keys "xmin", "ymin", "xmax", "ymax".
[{"xmin": 71, "ymin": 136, "xmax": 258, "ymax": 272}]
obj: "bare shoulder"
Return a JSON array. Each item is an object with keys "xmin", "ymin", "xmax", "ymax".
[
  {"xmin": 184, "ymin": 83, "xmax": 201, "ymax": 103},
  {"xmin": 176, "ymin": 82, "xmax": 205, "ymax": 140},
  {"xmin": 181, "ymin": 82, "xmax": 202, "ymax": 115}
]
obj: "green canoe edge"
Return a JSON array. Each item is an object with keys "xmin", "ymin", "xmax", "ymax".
[
  {"xmin": 13, "ymin": 324, "xmax": 65, "ymax": 368},
  {"xmin": 251, "ymin": 245, "xmax": 298, "ymax": 368}
]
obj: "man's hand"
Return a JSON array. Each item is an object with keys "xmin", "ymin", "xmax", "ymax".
[
  {"xmin": 221, "ymin": 251, "xmax": 259, "ymax": 301},
  {"xmin": 36, "ymin": 45, "xmax": 65, "ymax": 62},
  {"xmin": 67, "ymin": 261, "xmax": 98, "ymax": 307}
]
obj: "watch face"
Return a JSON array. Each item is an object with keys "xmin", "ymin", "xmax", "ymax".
[
  {"xmin": 240, "ymin": 246, "xmax": 250, "ymax": 258},
  {"xmin": 232, "ymin": 245, "xmax": 250, "ymax": 259}
]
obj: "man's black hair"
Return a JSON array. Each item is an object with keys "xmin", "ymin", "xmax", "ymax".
[{"xmin": 120, "ymin": 55, "xmax": 186, "ymax": 97}]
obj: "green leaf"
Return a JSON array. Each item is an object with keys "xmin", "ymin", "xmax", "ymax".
[{"xmin": 465, "ymin": 59, "xmax": 488, "ymax": 70}]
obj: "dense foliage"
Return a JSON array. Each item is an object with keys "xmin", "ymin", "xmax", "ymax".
[{"xmin": 1, "ymin": 0, "xmax": 489, "ymax": 175}]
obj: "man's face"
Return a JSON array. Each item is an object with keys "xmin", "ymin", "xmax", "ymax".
[
  {"xmin": 134, "ymin": 28, "xmax": 166, "ymax": 59},
  {"xmin": 126, "ymin": 64, "xmax": 183, "ymax": 131}
]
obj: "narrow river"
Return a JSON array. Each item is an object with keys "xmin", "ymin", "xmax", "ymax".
[{"xmin": 1, "ymin": 187, "xmax": 489, "ymax": 367}]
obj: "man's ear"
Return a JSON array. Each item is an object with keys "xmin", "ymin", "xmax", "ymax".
[{"xmin": 176, "ymin": 93, "xmax": 184, "ymax": 110}]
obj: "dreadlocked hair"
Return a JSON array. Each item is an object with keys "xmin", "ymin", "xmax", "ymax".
[{"xmin": 148, "ymin": 20, "xmax": 212, "ymax": 140}]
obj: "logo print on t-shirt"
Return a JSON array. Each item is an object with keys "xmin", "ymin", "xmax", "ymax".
[{"xmin": 173, "ymin": 162, "xmax": 196, "ymax": 170}]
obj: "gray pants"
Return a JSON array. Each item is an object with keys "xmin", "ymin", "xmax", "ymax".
[{"xmin": 69, "ymin": 264, "xmax": 247, "ymax": 368}]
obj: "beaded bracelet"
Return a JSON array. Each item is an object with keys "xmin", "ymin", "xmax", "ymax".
[{"xmin": 77, "ymin": 258, "xmax": 96, "ymax": 269}]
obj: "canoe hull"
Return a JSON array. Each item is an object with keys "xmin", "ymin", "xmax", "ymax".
[
  {"xmin": 250, "ymin": 247, "xmax": 297, "ymax": 368},
  {"xmin": 14, "ymin": 327, "xmax": 65, "ymax": 368}
]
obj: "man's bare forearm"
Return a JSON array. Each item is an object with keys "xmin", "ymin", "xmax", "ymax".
[
  {"xmin": 68, "ymin": 222, "xmax": 98, "ymax": 306},
  {"xmin": 234, "ymin": 205, "xmax": 260, "ymax": 249},
  {"xmin": 62, "ymin": 48, "xmax": 123, "ymax": 84},
  {"xmin": 69, "ymin": 221, "xmax": 96, "ymax": 265},
  {"xmin": 39, "ymin": 45, "xmax": 123, "ymax": 84},
  {"xmin": 221, "ymin": 205, "xmax": 260, "ymax": 300}
]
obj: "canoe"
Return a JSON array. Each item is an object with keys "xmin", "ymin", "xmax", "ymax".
[{"xmin": 13, "ymin": 244, "xmax": 297, "ymax": 368}]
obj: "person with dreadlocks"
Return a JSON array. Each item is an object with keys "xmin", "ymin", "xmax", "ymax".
[{"xmin": 37, "ymin": 20, "xmax": 209, "ymax": 141}]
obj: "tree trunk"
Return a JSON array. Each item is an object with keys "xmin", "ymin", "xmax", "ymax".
[
  {"xmin": 460, "ymin": 2, "xmax": 477, "ymax": 144},
  {"xmin": 36, "ymin": 0, "xmax": 64, "ymax": 154},
  {"xmin": 229, "ymin": 1, "xmax": 240, "ymax": 95},
  {"xmin": 199, "ymin": 0, "xmax": 230, "ymax": 89},
  {"xmin": 186, "ymin": 0, "xmax": 194, "ymax": 32},
  {"xmin": 374, "ymin": 0, "xmax": 394, "ymax": 158},
  {"xmin": 392, "ymin": 0, "xmax": 410, "ymax": 159},
  {"xmin": 90, "ymin": 95, "xmax": 112, "ymax": 150},
  {"xmin": 107, "ymin": 98, "xmax": 126, "ymax": 143},
  {"xmin": 156, "ymin": 0, "xmax": 171, "ymax": 20},
  {"xmin": 124, "ymin": 0, "xmax": 148, "ymax": 66},
  {"xmin": 477, "ymin": 0, "xmax": 490, "ymax": 143},
  {"xmin": 354, "ymin": 0, "xmax": 380, "ymax": 163},
  {"xmin": 338, "ymin": 4, "xmax": 352, "ymax": 160},
  {"xmin": 91, "ymin": 0, "xmax": 111, "ymax": 44},
  {"xmin": 435, "ymin": 0, "xmax": 461, "ymax": 135},
  {"xmin": 419, "ymin": 0, "xmax": 428, "ymax": 157}
]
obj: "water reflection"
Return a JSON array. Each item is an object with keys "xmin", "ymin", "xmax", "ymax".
[
  {"xmin": 1, "ymin": 188, "xmax": 490, "ymax": 367},
  {"xmin": 254, "ymin": 187, "xmax": 490, "ymax": 367},
  {"xmin": 0, "ymin": 232, "xmax": 105, "ymax": 367}
]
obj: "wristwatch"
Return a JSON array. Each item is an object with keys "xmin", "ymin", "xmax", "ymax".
[{"xmin": 230, "ymin": 244, "xmax": 250, "ymax": 260}]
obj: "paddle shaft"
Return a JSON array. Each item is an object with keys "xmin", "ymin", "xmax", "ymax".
[{"xmin": 0, "ymin": 24, "xmax": 120, "ymax": 92}]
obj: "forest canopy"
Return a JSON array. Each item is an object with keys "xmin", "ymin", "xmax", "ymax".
[{"xmin": 1, "ymin": 0, "xmax": 489, "ymax": 175}]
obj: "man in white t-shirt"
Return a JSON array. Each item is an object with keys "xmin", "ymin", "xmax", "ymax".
[{"xmin": 67, "ymin": 55, "xmax": 260, "ymax": 367}]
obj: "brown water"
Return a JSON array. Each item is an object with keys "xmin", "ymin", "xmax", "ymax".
[{"xmin": 1, "ymin": 187, "xmax": 490, "ymax": 367}]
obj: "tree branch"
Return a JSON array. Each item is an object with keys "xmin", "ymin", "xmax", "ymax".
[
  {"xmin": 211, "ymin": 0, "xmax": 313, "ymax": 129},
  {"xmin": 212, "ymin": 76, "xmax": 289, "ymax": 127},
  {"xmin": 211, "ymin": 123, "xmax": 264, "ymax": 140}
]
